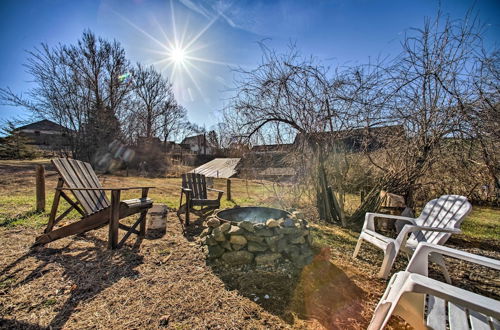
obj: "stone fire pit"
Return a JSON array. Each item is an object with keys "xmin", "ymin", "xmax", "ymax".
[{"xmin": 201, "ymin": 207, "xmax": 314, "ymax": 268}]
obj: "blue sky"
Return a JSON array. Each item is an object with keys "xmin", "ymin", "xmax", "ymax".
[{"xmin": 0, "ymin": 0, "xmax": 498, "ymax": 128}]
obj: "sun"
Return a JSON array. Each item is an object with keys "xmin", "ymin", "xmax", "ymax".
[{"xmin": 170, "ymin": 47, "xmax": 186, "ymax": 64}]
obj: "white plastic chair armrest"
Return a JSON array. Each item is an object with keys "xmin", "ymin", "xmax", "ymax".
[
  {"xmin": 406, "ymin": 273, "xmax": 500, "ymax": 319},
  {"xmin": 406, "ymin": 243, "xmax": 500, "ymax": 276},
  {"xmin": 363, "ymin": 212, "xmax": 417, "ymax": 231},
  {"xmin": 394, "ymin": 225, "xmax": 461, "ymax": 250}
]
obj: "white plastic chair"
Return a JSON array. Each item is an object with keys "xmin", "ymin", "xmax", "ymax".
[
  {"xmin": 353, "ymin": 195, "xmax": 472, "ymax": 280},
  {"xmin": 368, "ymin": 243, "xmax": 500, "ymax": 330}
]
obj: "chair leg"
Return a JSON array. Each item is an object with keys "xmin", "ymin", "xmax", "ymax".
[
  {"xmin": 45, "ymin": 178, "xmax": 64, "ymax": 234},
  {"xmin": 379, "ymin": 244, "xmax": 397, "ymax": 279},
  {"xmin": 430, "ymin": 252, "xmax": 452, "ymax": 284},
  {"xmin": 353, "ymin": 237, "xmax": 363, "ymax": 258},
  {"xmin": 108, "ymin": 190, "xmax": 120, "ymax": 249}
]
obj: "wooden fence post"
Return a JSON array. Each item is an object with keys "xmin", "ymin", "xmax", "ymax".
[
  {"xmin": 36, "ymin": 165, "xmax": 45, "ymax": 212},
  {"xmin": 226, "ymin": 179, "xmax": 232, "ymax": 201}
]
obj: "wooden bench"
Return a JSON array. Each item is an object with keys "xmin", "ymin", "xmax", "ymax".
[{"xmin": 34, "ymin": 158, "xmax": 154, "ymax": 249}]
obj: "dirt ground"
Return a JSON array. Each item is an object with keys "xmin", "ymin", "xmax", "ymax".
[{"xmin": 0, "ymin": 160, "xmax": 498, "ymax": 329}]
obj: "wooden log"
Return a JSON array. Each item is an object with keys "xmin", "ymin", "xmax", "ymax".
[
  {"xmin": 226, "ymin": 179, "xmax": 232, "ymax": 201},
  {"xmin": 35, "ymin": 165, "xmax": 46, "ymax": 212}
]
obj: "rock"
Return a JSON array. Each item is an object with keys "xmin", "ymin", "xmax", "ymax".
[
  {"xmin": 200, "ymin": 228, "xmax": 211, "ymax": 238},
  {"xmin": 264, "ymin": 235, "xmax": 282, "ymax": 251},
  {"xmin": 300, "ymin": 245, "xmax": 314, "ymax": 257},
  {"xmin": 212, "ymin": 227, "xmax": 226, "ymax": 242},
  {"xmin": 245, "ymin": 234, "xmax": 265, "ymax": 243},
  {"xmin": 239, "ymin": 221, "xmax": 255, "ymax": 232},
  {"xmin": 221, "ymin": 251, "xmax": 254, "ymax": 265},
  {"xmin": 254, "ymin": 223, "xmax": 265, "ymax": 230},
  {"xmin": 289, "ymin": 236, "xmax": 305, "ymax": 244},
  {"xmin": 204, "ymin": 235, "xmax": 218, "ymax": 246},
  {"xmin": 229, "ymin": 235, "xmax": 248, "ymax": 246},
  {"xmin": 232, "ymin": 244, "xmax": 244, "ymax": 251},
  {"xmin": 208, "ymin": 245, "xmax": 225, "ymax": 258},
  {"xmin": 219, "ymin": 222, "xmax": 231, "ymax": 233},
  {"xmin": 255, "ymin": 228, "xmax": 274, "ymax": 237},
  {"xmin": 290, "ymin": 254, "xmax": 311, "ymax": 268},
  {"xmin": 247, "ymin": 241, "xmax": 268, "ymax": 252},
  {"xmin": 276, "ymin": 227, "xmax": 300, "ymax": 235},
  {"xmin": 283, "ymin": 218, "xmax": 295, "ymax": 227},
  {"xmin": 206, "ymin": 218, "xmax": 221, "ymax": 227},
  {"xmin": 291, "ymin": 211, "xmax": 304, "ymax": 219},
  {"xmin": 276, "ymin": 238, "xmax": 288, "ymax": 252},
  {"xmin": 266, "ymin": 218, "xmax": 280, "ymax": 228},
  {"xmin": 221, "ymin": 241, "xmax": 232, "ymax": 251},
  {"xmin": 255, "ymin": 253, "xmax": 282, "ymax": 265},
  {"xmin": 228, "ymin": 225, "xmax": 244, "ymax": 235}
]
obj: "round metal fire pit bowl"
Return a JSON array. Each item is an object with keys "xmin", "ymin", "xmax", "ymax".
[{"xmin": 215, "ymin": 206, "xmax": 292, "ymax": 224}]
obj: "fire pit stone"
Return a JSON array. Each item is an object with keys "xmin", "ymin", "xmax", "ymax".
[{"xmin": 201, "ymin": 207, "xmax": 314, "ymax": 268}]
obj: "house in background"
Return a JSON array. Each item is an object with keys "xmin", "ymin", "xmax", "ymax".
[
  {"xmin": 181, "ymin": 134, "xmax": 214, "ymax": 155},
  {"xmin": 15, "ymin": 119, "xmax": 73, "ymax": 152}
]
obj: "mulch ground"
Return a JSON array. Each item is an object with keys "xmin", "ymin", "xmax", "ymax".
[{"xmin": 0, "ymin": 161, "xmax": 498, "ymax": 329}]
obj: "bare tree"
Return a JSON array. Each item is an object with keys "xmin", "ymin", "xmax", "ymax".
[{"xmin": 0, "ymin": 30, "xmax": 132, "ymax": 162}]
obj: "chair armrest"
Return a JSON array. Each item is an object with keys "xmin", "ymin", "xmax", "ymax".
[
  {"xmin": 406, "ymin": 242, "xmax": 500, "ymax": 276},
  {"xmin": 407, "ymin": 273, "xmax": 500, "ymax": 319},
  {"xmin": 59, "ymin": 186, "xmax": 155, "ymax": 191},
  {"xmin": 207, "ymin": 188, "xmax": 224, "ymax": 193},
  {"xmin": 394, "ymin": 226, "xmax": 461, "ymax": 250},
  {"xmin": 363, "ymin": 212, "xmax": 416, "ymax": 231}
]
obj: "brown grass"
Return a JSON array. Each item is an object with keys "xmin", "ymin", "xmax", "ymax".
[{"xmin": 0, "ymin": 159, "xmax": 498, "ymax": 329}]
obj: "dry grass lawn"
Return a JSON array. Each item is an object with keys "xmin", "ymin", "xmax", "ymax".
[{"xmin": 0, "ymin": 159, "xmax": 499, "ymax": 329}]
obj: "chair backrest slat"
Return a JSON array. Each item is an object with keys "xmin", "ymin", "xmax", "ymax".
[
  {"xmin": 410, "ymin": 195, "xmax": 471, "ymax": 245},
  {"xmin": 52, "ymin": 158, "xmax": 109, "ymax": 214},
  {"xmin": 182, "ymin": 173, "xmax": 209, "ymax": 200}
]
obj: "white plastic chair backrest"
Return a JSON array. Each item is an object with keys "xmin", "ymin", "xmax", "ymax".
[{"xmin": 408, "ymin": 195, "xmax": 471, "ymax": 245}]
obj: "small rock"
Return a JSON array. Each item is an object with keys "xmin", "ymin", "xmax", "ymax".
[
  {"xmin": 159, "ymin": 315, "xmax": 170, "ymax": 327},
  {"xmin": 255, "ymin": 228, "xmax": 274, "ymax": 237},
  {"xmin": 266, "ymin": 218, "xmax": 280, "ymax": 228},
  {"xmin": 221, "ymin": 251, "xmax": 254, "ymax": 265},
  {"xmin": 221, "ymin": 241, "xmax": 232, "ymax": 251},
  {"xmin": 228, "ymin": 225, "xmax": 244, "ymax": 235},
  {"xmin": 283, "ymin": 218, "xmax": 295, "ymax": 227},
  {"xmin": 208, "ymin": 245, "xmax": 225, "ymax": 258},
  {"xmin": 254, "ymin": 223, "xmax": 265, "ymax": 230},
  {"xmin": 254, "ymin": 297, "xmax": 259, "ymax": 302},
  {"xmin": 289, "ymin": 236, "xmax": 305, "ymax": 244},
  {"xmin": 264, "ymin": 294, "xmax": 270, "ymax": 299},
  {"xmin": 255, "ymin": 253, "xmax": 282, "ymax": 265},
  {"xmin": 206, "ymin": 218, "xmax": 221, "ymax": 227},
  {"xmin": 276, "ymin": 227, "xmax": 300, "ymax": 235},
  {"xmin": 200, "ymin": 228, "xmax": 211, "ymax": 238},
  {"xmin": 245, "ymin": 234, "xmax": 265, "ymax": 243},
  {"xmin": 219, "ymin": 222, "xmax": 231, "ymax": 233},
  {"xmin": 239, "ymin": 221, "xmax": 255, "ymax": 232},
  {"xmin": 204, "ymin": 235, "xmax": 218, "ymax": 246},
  {"xmin": 212, "ymin": 227, "xmax": 226, "ymax": 242},
  {"xmin": 232, "ymin": 244, "xmax": 244, "ymax": 251},
  {"xmin": 229, "ymin": 235, "xmax": 248, "ymax": 246},
  {"xmin": 247, "ymin": 241, "xmax": 268, "ymax": 252}
]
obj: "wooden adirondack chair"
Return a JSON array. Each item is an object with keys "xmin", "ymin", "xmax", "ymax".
[
  {"xmin": 177, "ymin": 173, "xmax": 224, "ymax": 226},
  {"xmin": 34, "ymin": 158, "xmax": 154, "ymax": 249},
  {"xmin": 368, "ymin": 243, "xmax": 500, "ymax": 330},
  {"xmin": 353, "ymin": 195, "xmax": 472, "ymax": 281}
]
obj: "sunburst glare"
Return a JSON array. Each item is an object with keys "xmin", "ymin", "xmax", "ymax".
[{"xmin": 111, "ymin": 0, "xmax": 233, "ymax": 103}]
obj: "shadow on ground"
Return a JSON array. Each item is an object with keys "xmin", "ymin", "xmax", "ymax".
[
  {"xmin": 0, "ymin": 235, "xmax": 143, "ymax": 329},
  {"xmin": 211, "ymin": 253, "xmax": 367, "ymax": 329}
]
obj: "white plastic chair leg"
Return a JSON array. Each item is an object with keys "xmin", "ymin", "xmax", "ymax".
[
  {"xmin": 429, "ymin": 252, "xmax": 452, "ymax": 284},
  {"xmin": 379, "ymin": 244, "xmax": 397, "ymax": 279},
  {"xmin": 353, "ymin": 237, "xmax": 363, "ymax": 258}
]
